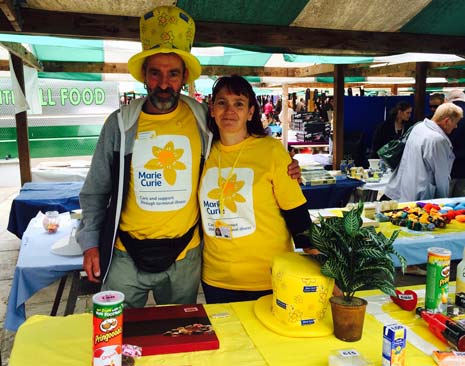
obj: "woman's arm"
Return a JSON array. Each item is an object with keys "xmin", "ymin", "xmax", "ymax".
[{"xmin": 281, "ymin": 204, "xmax": 312, "ymax": 249}]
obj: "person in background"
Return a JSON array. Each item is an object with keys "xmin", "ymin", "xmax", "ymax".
[
  {"xmin": 384, "ymin": 102, "xmax": 462, "ymax": 202},
  {"xmin": 263, "ymin": 99, "xmax": 274, "ymax": 116},
  {"xmin": 427, "ymin": 93, "xmax": 445, "ymax": 119},
  {"xmin": 371, "ymin": 101, "xmax": 413, "ymax": 158},
  {"xmin": 446, "ymin": 90, "xmax": 465, "ymax": 197},
  {"xmin": 198, "ymin": 75, "xmax": 313, "ymax": 303},
  {"xmin": 76, "ymin": 6, "xmax": 302, "ymax": 308},
  {"xmin": 279, "ymin": 100, "xmax": 295, "ymax": 125},
  {"xmin": 384, "ymin": 102, "xmax": 462, "ymax": 277},
  {"xmin": 295, "ymin": 98, "xmax": 306, "ymax": 113},
  {"xmin": 261, "ymin": 112, "xmax": 273, "ymax": 136}
]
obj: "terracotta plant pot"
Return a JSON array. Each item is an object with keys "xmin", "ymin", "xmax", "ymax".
[{"xmin": 330, "ymin": 296, "xmax": 368, "ymax": 342}]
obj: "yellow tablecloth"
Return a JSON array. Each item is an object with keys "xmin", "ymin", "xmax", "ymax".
[
  {"xmin": 9, "ymin": 286, "xmax": 448, "ymax": 366},
  {"xmin": 9, "ymin": 303, "xmax": 266, "ymax": 366}
]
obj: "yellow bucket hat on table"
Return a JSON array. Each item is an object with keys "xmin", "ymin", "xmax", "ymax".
[{"xmin": 128, "ymin": 6, "xmax": 201, "ymax": 84}]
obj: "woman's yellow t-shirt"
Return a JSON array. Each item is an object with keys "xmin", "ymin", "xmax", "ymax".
[{"xmin": 199, "ymin": 136, "xmax": 307, "ymax": 290}]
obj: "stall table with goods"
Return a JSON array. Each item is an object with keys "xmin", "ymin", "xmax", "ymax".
[
  {"xmin": 9, "ymin": 284, "xmax": 462, "ymax": 366},
  {"xmin": 317, "ymin": 197, "xmax": 465, "ymax": 267},
  {"xmin": 6, "ymin": 197, "xmax": 465, "ymax": 335},
  {"xmin": 4, "ymin": 214, "xmax": 83, "ymax": 332},
  {"xmin": 299, "ymin": 164, "xmax": 365, "ymax": 209},
  {"xmin": 7, "ymin": 181, "xmax": 82, "ymax": 238},
  {"xmin": 371, "ymin": 197, "xmax": 465, "ymax": 266}
]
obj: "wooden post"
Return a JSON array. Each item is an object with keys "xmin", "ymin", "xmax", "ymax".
[
  {"xmin": 11, "ymin": 53, "xmax": 32, "ymax": 185},
  {"xmin": 333, "ymin": 65, "xmax": 345, "ymax": 170},
  {"xmin": 188, "ymin": 82, "xmax": 195, "ymax": 97},
  {"xmin": 281, "ymin": 83, "xmax": 289, "ymax": 149},
  {"xmin": 414, "ymin": 62, "xmax": 428, "ymax": 122}
]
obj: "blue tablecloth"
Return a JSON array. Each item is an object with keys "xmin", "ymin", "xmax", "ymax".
[
  {"xmin": 5, "ymin": 220, "xmax": 83, "ymax": 331},
  {"xmin": 391, "ymin": 229, "xmax": 465, "ymax": 266},
  {"xmin": 301, "ymin": 176, "xmax": 364, "ymax": 209},
  {"xmin": 7, "ymin": 182, "xmax": 83, "ymax": 239}
]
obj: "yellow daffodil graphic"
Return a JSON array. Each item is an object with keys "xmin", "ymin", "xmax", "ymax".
[
  {"xmin": 208, "ymin": 174, "xmax": 245, "ymax": 213},
  {"xmin": 144, "ymin": 141, "xmax": 185, "ymax": 185}
]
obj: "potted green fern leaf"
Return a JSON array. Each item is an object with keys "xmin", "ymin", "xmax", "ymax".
[{"xmin": 309, "ymin": 200, "xmax": 407, "ymax": 341}]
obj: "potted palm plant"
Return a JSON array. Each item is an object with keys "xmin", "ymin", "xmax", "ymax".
[{"xmin": 309, "ymin": 200, "xmax": 407, "ymax": 341}]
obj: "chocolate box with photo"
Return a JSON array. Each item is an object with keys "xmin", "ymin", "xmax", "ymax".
[{"xmin": 123, "ymin": 304, "xmax": 219, "ymax": 356}]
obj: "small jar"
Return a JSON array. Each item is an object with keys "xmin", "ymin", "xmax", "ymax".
[{"xmin": 43, "ymin": 211, "xmax": 60, "ymax": 233}]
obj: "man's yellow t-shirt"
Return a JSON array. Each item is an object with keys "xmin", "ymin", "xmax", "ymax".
[
  {"xmin": 199, "ymin": 136, "xmax": 307, "ymax": 290},
  {"xmin": 116, "ymin": 100, "xmax": 201, "ymax": 259}
]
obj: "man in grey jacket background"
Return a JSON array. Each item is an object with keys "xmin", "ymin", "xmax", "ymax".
[{"xmin": 384, "ymin": 102, "xmax": 462, "ymax": 202}]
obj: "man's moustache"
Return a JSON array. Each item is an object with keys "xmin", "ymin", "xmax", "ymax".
[{"xmin": 151, "ymin": 87, "xmax": 176, "ymax": 97}]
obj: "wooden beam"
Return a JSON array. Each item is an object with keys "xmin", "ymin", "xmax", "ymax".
[
  {"xmin": 293, "ymin": 64, "xmax": 334, "ymax": 77},
  {"xmin": 428, "ymin": 68, "xmax": 465, "ymax": 79},
  {"xmin": 3, "ymin": 9, "xmax": 465, "ymax": 55},
  {"xmin": 40, "ymin": 61, "xmax": 313, "ymax": 77},
  {"xmin": 0, "ymin": 0, "xmax": 21, "ymax": 31},
  {"xmin": 0, "ymin": 8, "xmax": 140, "ymax": 41},
  {"xmin": 6, "ymin": 57, "xmax": 465, "ymax": 90},
  {"xmin": 42, "ymin": 59, "xmax": 465, "ymax": 79},
  {"xmin": 42, "ymin": 61, "xmax": 128, "ymax": 74},
  {"xmin": 414, "ymin": 62, "xmax": 428, "ymax": 122},
  {"xmin": 346, "ymin": 62, "xmax": 465, "ymax": 79},
  {"xmin": 201, "ymin": 65, "xmax": 298, "ymax": 77},
  {"xmin": 344, "ymin": 63, "xmax": 417, "ymax": 78},
  {"xmin": 0, "ymin": 41, "xmax": 42, "ymax": 70},
  {"xmin": 10, "ymin": 52, "xmax": 31, "ymax": 185},
  {"xmin": 201, "ymin": 24, "xmax": 465, "ymax": 55},
  {"xmin": 430, "ymin": 61, "xmax": 465, "ymax": 69},
  {"xmin": 40, "ymin": 61, "xmax": 339, "ymax": 78}
]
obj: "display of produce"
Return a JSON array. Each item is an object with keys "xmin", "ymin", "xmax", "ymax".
[{"xmin": 379, "ymin": 202, "xmax": 451, "ymax": 231}]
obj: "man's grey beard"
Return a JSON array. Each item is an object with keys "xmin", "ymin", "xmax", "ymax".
[{"xmin": 147, "ymin": 87, "xmax": 180, "ymax": 112}]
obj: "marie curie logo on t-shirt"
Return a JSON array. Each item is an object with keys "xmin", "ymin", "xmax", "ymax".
[
  {"xmin": 132, "ymin": 134, "xmax": 192, "ymax": 211},
  {"xmin": 200, "ymin": 167, "xmax": 255, "ymax": 238}
]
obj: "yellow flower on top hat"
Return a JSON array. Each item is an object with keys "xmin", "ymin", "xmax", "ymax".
[{"xmin": 128, "ymin": 6, "xmax": 201, "ymax": 84}]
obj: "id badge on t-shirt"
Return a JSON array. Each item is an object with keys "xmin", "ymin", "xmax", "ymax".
[{"xmin": 215, "ymin": 221, "xmax": 233, "ymax": 239}]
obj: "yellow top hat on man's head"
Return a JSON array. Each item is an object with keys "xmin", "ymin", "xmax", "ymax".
[{"xmin": 128, "ymin": 6, "xmax": 201, "ymax": 84}]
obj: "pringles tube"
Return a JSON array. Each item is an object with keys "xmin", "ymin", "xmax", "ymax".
[
  {"xmin": 425, "ymin": 247, "xmax": 451, "ymax": 314},
  {"xmin": 93, "ymin": 291, "xmax": 125, "ymax": 366}
]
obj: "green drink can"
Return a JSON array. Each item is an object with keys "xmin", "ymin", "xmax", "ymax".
[{"xmin": 425, "ymin": 247, "xmax": 451, "ymax": 314}]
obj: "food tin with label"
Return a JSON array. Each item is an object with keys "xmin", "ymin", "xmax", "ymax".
[
  {"xmin": 93, "ymin": 291, "xmax": 125, "ymax": 366},
  {"xmin": 425, "ymin": 247, "xmax": 451, "ymax": 314}
]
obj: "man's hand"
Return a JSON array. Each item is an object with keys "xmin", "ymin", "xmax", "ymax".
[
  {"xmin": 287, "ymin": 158, "xmax": 301, "ymax": 181},
  {"xmin": 83, "ymin": 247, "xmax": 101, "ymax": 283}
]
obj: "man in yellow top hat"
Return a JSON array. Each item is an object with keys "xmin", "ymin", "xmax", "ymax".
[{"xmin": 76, "ymin": 5, "xmax": 299, "ymax": 308}]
